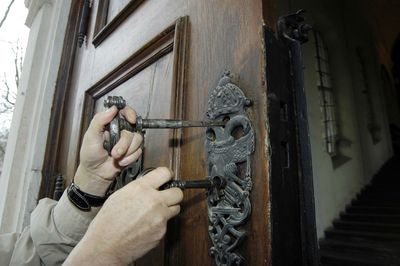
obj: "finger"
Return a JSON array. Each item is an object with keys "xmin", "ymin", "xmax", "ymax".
[
  {"xmin": 103, "ymin": 129, "xmax": 110, "ymax": 141},
  {"xmin": 119, "ymin": 148, "xmax": 143, "ymax": 167},
  {"xmin": 89, "ymin": 106, "xmax": 118, "ymax": 135},
  {"xmin": 139, "ymin": 167, "xmax": 173, "ymax": 189},
  {"xmin": 120, "ymin": 106, "xmax": 137, "ymax": 124},
  {"xmin": 159, "ymin": 188, "xmax": 184, "ymax": 206},
  {"xmin": 167, "ymin": 205, "xmax": 181, "ymax": 219},
  {"xmin": 126, "ymin": 133, "xmax": 143, "ymax": 155},
  {"xmin": 111, "ymin": 130, "xmax": 134, "ymax": 158}
]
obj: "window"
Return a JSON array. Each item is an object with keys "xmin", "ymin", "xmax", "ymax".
[{"xmin": 314, "ymin": 30, "xmax": 339, "ymax": 157}]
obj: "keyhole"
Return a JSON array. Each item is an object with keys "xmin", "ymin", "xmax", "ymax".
[
  {"xmin": 206, "ymin": 128, "xmax": 216, "ymax": 141},
  {"xmin": 231, "ymin": 125, "xmax": 245, "ymax": 140},
  {"xmin": 281, "ymin": 141, "xmax": 290, "ymax": 168}
]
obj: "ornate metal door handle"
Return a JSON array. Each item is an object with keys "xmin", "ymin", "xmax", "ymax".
[{"xmin": 205, "ymin": 72, "xmax": 255, "ymax": 266}]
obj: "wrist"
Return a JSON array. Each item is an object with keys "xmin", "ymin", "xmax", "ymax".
[
  {"xmin": 74, "ymin": 165, "xmax": 114, "ymax": 196},
  {"xmin": 65, "ymin": 235, "xmax": 125, "ymax": 266}
]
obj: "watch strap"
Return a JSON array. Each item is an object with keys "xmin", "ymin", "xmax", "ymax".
[{"xmin": 67, "ymin": 182, "xmax": 108, "ymax": 211}]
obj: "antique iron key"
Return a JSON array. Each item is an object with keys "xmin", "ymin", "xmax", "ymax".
[
  {"xmin": 103, "ymin": 96, "xmax": 226, "ymax": 154},
  {"xmin": 137, "ymin": 167, "xmax": 225, "ymax": 191}
]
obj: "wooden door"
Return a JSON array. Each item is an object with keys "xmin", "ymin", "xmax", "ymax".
[{"xmin": 42, "ymin": 0, "xmax": 271, "ymax": 265}]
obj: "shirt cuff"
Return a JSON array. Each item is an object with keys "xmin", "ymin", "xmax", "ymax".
[{"xmin": 52, "ymin": 190, "xmax": 100, "ymax": 241}]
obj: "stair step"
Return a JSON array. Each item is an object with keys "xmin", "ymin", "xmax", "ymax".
[
  {"xmin": 362, "ymin": 186, "xmax": 400, "ymax": 193},
  {"xmin": 357, "ymin": 193, "xmax": 400, "ymax": 201},
  {"xmin": 320, "ymin": 156, "xmax": 400, "ymax": 266},
  {"xmin": 325, "ymin": 228, "xmax": 400, "ymax": 242},
  {"xmin": 361, "ymin": 193, "xmax": 400, "ymax": 198},
  {"xmin": 369, "ymin": 182, "xmax": 400, "ymax": 188},
  {"xmin": 340, "ymin": 213, "xmax": 400, "ymax": 223},
  {"xmin": 320, "ymin": 250, "xmax": 394, "ymax": 266},
  {"xmin": 320, "ymin": 238, "xmax": 400, "ymax": 254},
  {"xmin": 346, "ymin": 206, "xmax": 400, "ymax": 215},
  {"xmin": 333, "ymin": 220, "xmax": 400, "ymax": 233},
  {"xmin": 319, "ymin": 239, "xmax": 400, "ymax": 265},
  {"xmin": 351, "ymin": 199, "xmax": 400, "ymax": 208}
]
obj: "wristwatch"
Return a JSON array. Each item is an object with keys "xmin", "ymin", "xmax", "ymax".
[{"xmin": 67, "ymin": 182, "xmax": 109, "ymax": 211}]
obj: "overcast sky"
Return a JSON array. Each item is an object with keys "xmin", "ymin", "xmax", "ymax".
[{"xmin": 0, "ymin": 1, "xmax": 29, "ymax": 127}]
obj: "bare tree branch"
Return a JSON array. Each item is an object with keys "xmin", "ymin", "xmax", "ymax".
[
  {"xmin": 4, "ymin": 78, "xmax": 15, "ymax": 106},
  {"xmin": 13, "ymin": 45, "xmax": 20, "ymax": 88},
  {"xmin": 0, "ymin": 0, "xmax": 15, "ymax": 29},
  {"xmin": 0, "ymin": 41, "xmax": 21, "ymax": 113}
]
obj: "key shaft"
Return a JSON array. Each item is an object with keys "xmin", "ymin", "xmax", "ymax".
[
  {"xmin": 119, "ymin": 116, "xmax": 225, "ymax": 132},
  {"xmin": 161, "ymin": 177, "xmax": 224, "ymax": 190}
]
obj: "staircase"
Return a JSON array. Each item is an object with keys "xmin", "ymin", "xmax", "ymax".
[{"xmin": 319, "ymin": 156, "xmax": 400, "ymax": 266}]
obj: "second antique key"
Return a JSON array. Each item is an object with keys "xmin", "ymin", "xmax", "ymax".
[
  {"xmin": 138, "ymin": 168, "xmax": 225, "ymax": 191},
  {"xmin": 161, "ymin": 177, "xmax": 225, "ymax": 190}
]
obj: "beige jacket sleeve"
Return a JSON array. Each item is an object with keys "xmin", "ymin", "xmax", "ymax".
[{"xmin": 0, "ymin": 191, "xmax": 97, "ymax": 266}]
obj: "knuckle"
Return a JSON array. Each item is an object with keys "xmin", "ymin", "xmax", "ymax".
[
  {"xmin": 129, "ymin": 150, "xmax": 142, "ymax": 162},
  {"xmin": 132, "ymin": 180, "xmax": 146, "ymax": 191},
  {"xmin": 149, "ymin": 197, "xmax": 163, "ymax": 209},
  {"xmin": 176, "ymin": 205, "xmax": 181, "ymax": 214},
  {"xmin": 156, "ymin": 167, "xmax": 172, "ymax": 178},
  {"xmin": 134, "ymin": 133, "xmax": 143, "ymax": 142},
  {"xmin": 121, "ymin": 129, "xmax": 133, "ymax": 138},
  {"xmin": 176, "ymin": 189, "xmax": 184, "ymax": 201},
  {"xmin": 152, "ymin": 212, "xmax": 168, "ymax": 227},
  {"xmin": 135, "ymin": 148, "xmax": 143, "ymax": 156}
]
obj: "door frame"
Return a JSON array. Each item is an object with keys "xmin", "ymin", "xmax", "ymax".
[
  {"xmin": 264, "ymin": 16, "xmax": 319, "ymax": 266},
  {"xmin": 39, "ymin": 0, "xmax": 83, "ymax": 199}
]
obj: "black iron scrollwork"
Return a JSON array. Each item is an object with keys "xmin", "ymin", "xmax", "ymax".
[
  {"xmin": 277, "ymin": 9, "xmax": 312, "ymax": 43},
  {"xmin": 205, "ymin": 72, "xmax": 254, "ymax": 266}
]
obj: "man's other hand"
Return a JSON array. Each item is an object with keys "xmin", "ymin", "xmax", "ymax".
[{"xmin": 64, "ymin": 167, "xmax": 183, "ymax": 265}]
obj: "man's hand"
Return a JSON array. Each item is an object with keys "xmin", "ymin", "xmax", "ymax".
[
  {"xmin": 74, "ymin": 106, "xmax": 143, "ymax": 196},
  {"xmin": 64, "ymin": 167, "xmax": 183, "ymax": 265}
]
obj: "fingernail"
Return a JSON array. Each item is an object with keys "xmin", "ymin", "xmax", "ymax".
[{"xmin": 117, "ymin": 147, "xmax": 124, "ymax": 156}]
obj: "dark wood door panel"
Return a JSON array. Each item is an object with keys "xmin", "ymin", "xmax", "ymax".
[
  {"xmin": 94, "ymin": 52, "xmax": 175, "ymax": 171},
  {"xmin": 93, "ymin": 0, "xmax": 145, "ymax": 47},
  {"xmin": 89, "ymin": 0, "xmax": 186, "ymax": 82},
  {"xmin": 50, "ymin": 1, "xmax": 272, "ymax": 265}
]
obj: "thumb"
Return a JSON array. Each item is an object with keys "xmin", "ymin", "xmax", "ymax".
[{"xmin": 88, "ymin": 106, "xmax": 119, "ymax": 135}]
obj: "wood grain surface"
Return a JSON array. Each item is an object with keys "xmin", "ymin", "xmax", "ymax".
[{"xmin": 43, "ymin": 1, "xmax": 271, "ymax": 265}]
